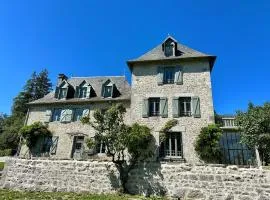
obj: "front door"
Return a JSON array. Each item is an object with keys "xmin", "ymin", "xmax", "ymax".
[{"xmin": 72, "ymin": 136, "xmax": 85, "ymax": 160}]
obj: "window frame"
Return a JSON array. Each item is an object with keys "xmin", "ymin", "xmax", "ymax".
[
  {"xmin": 163, "ymin": 67, "xmax": 175, "ymax": 84},
  {"xmin": 58, "ymin": 88, "xmax": 68, "ymax": 99},
  {"xmin": 179, "ymin": 97, "xmax": 192, "ymax": 117},
  {"xmin": 162, "ymin": 132, "xmax": 183, "ymax": 158},
  {"xmin": 52, "ymin": 109, "xmax": 62, "ymax": 122},
  {"xmin": 79, "ymin": 87, "xmax": 88, "ymax": 98},
  {"xmin": 149, "ymin": 98, "xmax": 160, "ymax": 117},
  {"xmin": 103, "ymin": 85, "xmax": 113, "ymax": 98}
]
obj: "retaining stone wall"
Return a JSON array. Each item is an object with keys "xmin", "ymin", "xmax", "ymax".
[{"xmin": 1, "ymin": 158, "xmax": 270, "ymax": 200}]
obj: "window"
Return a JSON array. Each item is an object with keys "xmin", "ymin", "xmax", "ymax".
[
  {"xmin": 73, "ymin": 108, "xmax": 84, "ymax": 121},
  {"xmin": 79, "ymin": 87, "xmax": 87, "ymax": 98},
  {"xmin": 163, "ymin": 67, "xmax": 175, "ymax": 84},
  {"xmin": 103, "ymin": 86, "xmax": 112, "ymax": 98},
  {"xmin": 52, "ymin": 109, "xmax": 62, "ymax": 121},
  {"xmin": 96, "ymin": 141, "xmax": 106, "ymax": 154},
  {"xmin": 59, "ymin": 88, "xmax": 67, "ymax": 99},
  {"xmin": 149, "ymin": 98, "xmax": 160, "ymax": 116},
  {"xmin": 161, "ymin": 132, "xmax": 182, "ymax": 158},
  {"xmin": 31, "ymin": 136, "xmax": 53, "ymax": 157},
  {"xmin": 72, "ymin": 136, "xmax": 85, "ymax": 159},
  {"xmin": 179, "ymin": 97, "xmax": 191, "ymax": 117}
]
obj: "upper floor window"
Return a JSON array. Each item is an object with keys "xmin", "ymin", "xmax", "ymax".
[
  {"xmin": 59, "ymin": 88, "xmax": 67, "ymax": 99},
  {"xmin": 104, "ymin": 85, "xmax": 113, "ymax": 98},
  {"xmin": 52, "ymin": 109, "xmax": 62, "ymax": 121},
  {"xmin": 172, "ymin": 96, "xmax": 201, "ymax": 118},
  {"xmin": 79, "ymin": 87, "xmax": 87, "ymax": 98},
  {"xmin": 73, "ymin": 108, "xmax": 84, "ymax": 121},
  {"xmin": 149, "ymin": 98, "xmax": 160, "ymax": 116},
  {"xmin": 163, "ymin": 67, "xmax": 175, "ymax": 84},
  {"xmin": 179, "ymin": 97, "xmax": 192, "ymax": 117}
]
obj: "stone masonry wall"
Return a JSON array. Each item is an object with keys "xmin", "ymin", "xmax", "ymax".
[
  {"xmin": 2, "ymin": 158, "xmax": 270, "ymax": 200},
  {"xmin": 130, "ymin": 60, "xmax": 215, "ymax": 164}
]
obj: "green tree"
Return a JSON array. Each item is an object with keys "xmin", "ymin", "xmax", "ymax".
[
  {"xmin": 83, "ymin": 104, "xmax": 154, "ymax": 193},
  {"xmin": 1, "ymin": 69, "xmax": 52, "ymax": 153},
  {"xmin": 195, "ymin": 124, "xmax": 223, "ymax": 163},
  {"xmin": 235, "ymin": 102, "xmax": 270, "ymax": 166}
]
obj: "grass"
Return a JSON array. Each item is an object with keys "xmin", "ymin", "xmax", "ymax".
[
  {"xmin": 0, "ymin": 162, "xmax": 4, "ymax": 171},
  {"xmin": 0, "ymin": 190, "xmax": 165, "ymax": 200}
]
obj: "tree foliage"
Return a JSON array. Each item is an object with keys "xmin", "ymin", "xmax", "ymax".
[
  {"xmin": 19, "ymin": 122, "xmax": 51, "ymax": 151},
  {"xmin": 0, "ymin": 69, "xmax": 52, "ymax": 153},
  {"xmin": 82, "ymin": 103, "xmax": 154, "ymax": 193},
  {"xmin": 235, "ymin": 102, "xmax": 270, "ymax": 165},
  {"xmin": 195, "ymin": 124, "xmax": 223, "ymax": 163}
]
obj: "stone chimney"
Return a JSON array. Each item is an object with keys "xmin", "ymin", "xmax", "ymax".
[{"xmin": 57, "ymin": 74, "xmax": 67, "ymax": 86}]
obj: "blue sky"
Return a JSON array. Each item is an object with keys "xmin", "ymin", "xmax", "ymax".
[{"xmin": 0, "ymin": 0, "xmax": 269, "ymax": 115}]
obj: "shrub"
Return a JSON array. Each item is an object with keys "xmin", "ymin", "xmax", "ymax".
[
  {"xmin": 195, "ymin": 124, "xmax": 222, "ymax": 163},
  {"xmin": 0, "ymin": 149, "xmax": 12, "ymax": 157}
]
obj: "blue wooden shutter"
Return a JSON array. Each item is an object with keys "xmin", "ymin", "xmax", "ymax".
[
  {"xmin": 192, "ymin": 96, "xmax": 201, "ymax": 118},
  {"xmin": 45, "ymin": 109, "xmax": 52, "ymax": 122},
  {"xmin": 172, "ymin": 97, "xmax": 179, "ymax": 118},
  {"xmin": 54, "ymin": 87, "xmax": 59, "ymax": 98},
  {"xmin": 160, "ymin": 97, "xmax": 168, "ymax": 118},
  {"xmin": 175, "ymin": 66, "xmax": 183, "ymax": 85},
  {"xmin": 50, "ymin": 136, "xmax": 59, "ymax": 155},
  {"xmin": 142, "ymin": 98, "xmax": 149, "ymax": 118},
  {"xmin": 75, "ymin": 86, "xmax": 80, "ymax": 98},
  {"xmin": 157, "ymin": 67, "xmax": 164, "ymax": 85}
]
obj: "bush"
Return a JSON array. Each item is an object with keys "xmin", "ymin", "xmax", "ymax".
[
  {"xmin": 0, "ymin": 149, "xmax": 12, "ymax": 157},
  {"xmin": 19, "ymin": 122, "xmax": 51, "ymax": 151},
  {"xmin": 195, "ymin": 124, "xmax": 222, "ymax": 163}
]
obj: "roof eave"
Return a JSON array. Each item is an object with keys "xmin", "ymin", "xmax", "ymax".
[{"xmin": 127, "ymin": 55, "xmax": 217, "ymax": 71}]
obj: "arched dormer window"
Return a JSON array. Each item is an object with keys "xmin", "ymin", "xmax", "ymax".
[{"xmin": 75, "ymin": 81, "xmax": 92, "ymax": 99}]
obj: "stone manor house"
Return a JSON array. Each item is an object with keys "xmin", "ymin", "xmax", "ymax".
[{"xmin": 19, "ymin": 36, "xmax": 252, "ymax": 165}]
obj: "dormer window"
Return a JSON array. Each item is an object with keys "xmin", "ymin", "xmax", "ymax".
[
  {"xmin": 162, "ymin": 37, "xmax": 177, "ymax": 57},
  {"xmin": 101, "ymin": 80, "xmax": 120, "ymax": 98},
  {"xmin": 79, "ymin": 87, "xmax": 87, "ymax": 98},
  {"xmin": 59, "ymin": 88, "xmax": 67, "ymax": 99},
  {"xmin": 55, "ymin": 81, "xmax": 72, "ymax": 100},
  {"xmin": 75, "ymin": 81, "xmax": 93, "ymax": 99},
  {"xmin": 103, "ymin": 82, "xmax": 113, "ymax": 98}
]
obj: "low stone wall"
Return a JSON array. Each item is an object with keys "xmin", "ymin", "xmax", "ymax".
[{"xmin": 1, "ymin": 158, "xmax": 270, "ymax": 200}]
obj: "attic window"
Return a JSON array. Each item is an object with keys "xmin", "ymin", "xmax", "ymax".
[
  {"xmin": 59, "ymin": 88, "xmax": 67, "ymax": 99},
  {"xmin": 104, "ymin": 85, "xmax": 113, "ymax": 98},
  {"xmin": 79, "ymin": 87, "xmax": 87, "ymax": 98},
  {"xmin": 75, "ymin": 81, "xmax": 92, "ymax": 99},
  {"xmin": 102, "ymin": 81, "xmax": 115, "ymax": 98},
  {"xmin": 164, "ymin": 42, "xmax": 175, "ymax": 57}
]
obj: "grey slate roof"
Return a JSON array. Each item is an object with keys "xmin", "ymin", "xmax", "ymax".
[
  {"xmin": 127, "ymin": 36, "xmax": 216, "ymax": 69},
  {"xmin": 28, "ymin": 76, "xmax": 131, "ymax": 105}
]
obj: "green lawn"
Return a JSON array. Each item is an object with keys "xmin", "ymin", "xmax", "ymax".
[
  {"xmin": 0, "ymin": 162, "xmax": 4, "ymax": 171},
  {"xmin": 0, "ymin": 190, "xmax": 165, "ymax": 200}
]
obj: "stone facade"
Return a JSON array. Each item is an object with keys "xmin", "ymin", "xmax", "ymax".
[
  {"xmin": 2, "ymin": 158, "xmax": 270, "ymax": 200},
  {"xmin": 130, "ymin": 60, "xmax": 214, "ymax": 163}
]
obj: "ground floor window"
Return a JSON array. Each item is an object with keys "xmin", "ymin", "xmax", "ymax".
[
  {"xmin": 31, "ymin": 136, "xmax": 59, "ymax": 157},
  {"xmin": 96, "ymin": 140, "xmax": 106, "ymax": 154},
  {"xmin": 220, "ymin": 131, "xmax": 254, "ymax": 165},
  {"xmin": 72, "ymin": 136, "xmax": 85, "ymax": 159},
  {"xmin": 160, "ymin": 132, "xmax": 183, "ymax": 159}
]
